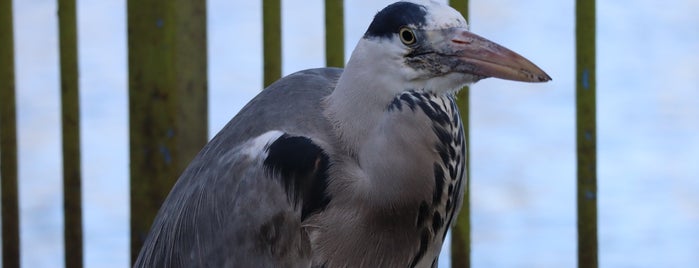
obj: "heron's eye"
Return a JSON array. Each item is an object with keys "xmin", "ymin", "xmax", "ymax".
[{"xmin": 399, "ymin": 27, "xmax": 416, "ymax": 45}]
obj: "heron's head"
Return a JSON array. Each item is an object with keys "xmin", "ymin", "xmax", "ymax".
[{"xmin": 355, "ymin": 0, "xmax": 551, "ymax": 94}]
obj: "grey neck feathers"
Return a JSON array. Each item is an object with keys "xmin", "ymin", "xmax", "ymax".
[{"xmin": 323, "ymin": 39, "xmax": 402, "ymax": 156}]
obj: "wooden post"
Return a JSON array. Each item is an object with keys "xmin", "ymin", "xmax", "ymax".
[
  {"xmin": 576, "ymin": 0, "xmax": 598, "ymax": 267},
  {"xmin": 263, "ymin": 0, "xmax": 282, "ymax": 87},
  {"xmin": 449, "ymin": 1, "xmax": 470, "ymax": 267},
  {"xmin": 128, "ymin": 0, "xmax": 208, "ymax": 263},
  {"xmin": 324, "ymin": 0, "xmax": 344, "ymax": 67},
  {"xmin": 58, "ymin": 0, "xmax": 83, "ymax": 267},
  {"xmin": 0, "ymin": 0, "xmax": 20, "ymax": 266}
]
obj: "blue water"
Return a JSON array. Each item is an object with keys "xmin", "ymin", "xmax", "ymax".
[{"xmin": 9, "ymin": 0, "xmax": 698, "ymax": 267}]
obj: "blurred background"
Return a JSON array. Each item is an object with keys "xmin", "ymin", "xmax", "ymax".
[{"xmin": 9, "ymin": 0, "xmax": 698, "ymax": 267}]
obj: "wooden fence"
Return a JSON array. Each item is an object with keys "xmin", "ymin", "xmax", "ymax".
[
  {"xmin": 0, "ymin": 0, "xmax": 597, "ymax": 267},
  {"xmin": 1, "ymin": 1, "xmax": 20, "ymax": 267}
]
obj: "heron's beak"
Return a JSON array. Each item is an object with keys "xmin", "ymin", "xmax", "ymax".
[{"xmin": 442, "ymin": 28, "xmax": 551, "ymax": 82}]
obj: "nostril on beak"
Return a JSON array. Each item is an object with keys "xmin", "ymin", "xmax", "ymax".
[{"xmin": 452, "ymin": 39, "xmax": 470, "ymax": 45}]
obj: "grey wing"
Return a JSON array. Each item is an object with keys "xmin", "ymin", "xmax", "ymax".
[
  {"xmin": 134, "ymin": 68, "xmax": 341, "ymax": 268},
  {"xmin": 135, "ymin": 131, "xmax": 330, "ymax": 267}
]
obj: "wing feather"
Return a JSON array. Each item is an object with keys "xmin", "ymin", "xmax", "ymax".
[{"xmin": 134, "ymin": 68, "xmax": 342, "ymax": 268}]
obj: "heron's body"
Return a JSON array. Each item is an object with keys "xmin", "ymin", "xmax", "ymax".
[
  {"xmin": 135, "ymin": 66, "xmax": 465, "ymax": 267},
  {"xmin": 135, "ymin": 1, "xmax": 550, "ymax": 267}
]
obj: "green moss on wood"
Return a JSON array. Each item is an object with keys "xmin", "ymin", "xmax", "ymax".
[
  {"xmin": 576, "ymin": 0, "xmax": 598, "ymax": 267},
  {"xmin": 325, "ymin": 0, "xmax": 344, "ymax": 67},
  {"xmin": 263, "ymin": 0, "xmax": 282, "ymax": 87},
  {"xmin": 128, "ymin": 0, "xmax": 208, "ymax": 263}
]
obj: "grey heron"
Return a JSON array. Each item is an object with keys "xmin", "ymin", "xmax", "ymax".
[{"xmin": 135, "ymin": 0, "xmax": 551, "ymax": 267}]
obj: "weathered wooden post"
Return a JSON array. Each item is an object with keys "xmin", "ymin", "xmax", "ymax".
[
  {"xmin": 324, "ymin": 0, "xmax": 344, "ymax": 68},
  {"xmin": 128, "ymin": 0, "xmax": 208, "ymax": 263},
  {"xmin": 0, "ymin": 0, "xmax": 20, "ymax": 266},
  {"xmin": 449, "ymin": 1, "xmax": 471, "ymax": 267},
  {"xmin": 576, "ymin": 0, "xmax": 598, "ymax": 267},
  {"xmin": 58, "ymin": 0, "xmax": 83, "ymax": 266},
  {"xmin": 263, "ymin": 0, "xmax": 282, "ymax": 87}
]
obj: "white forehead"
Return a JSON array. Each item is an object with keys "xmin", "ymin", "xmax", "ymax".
[{"xmin": 405, "ymin": 0, "xmax": 469, "ymax": 30}]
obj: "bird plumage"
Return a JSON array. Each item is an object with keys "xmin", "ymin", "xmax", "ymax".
[
  {"xmin": 135, "ymin": 68, "xmax": 340, "ymax": 267},
  {"xmin": 135, "ymin": 0, "xmax": 550, "ymax": 267}
]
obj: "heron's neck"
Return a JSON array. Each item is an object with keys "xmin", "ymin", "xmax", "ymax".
[{"xmin": 323, "ymin": 40, "xmax": 402, "ymax": 155}]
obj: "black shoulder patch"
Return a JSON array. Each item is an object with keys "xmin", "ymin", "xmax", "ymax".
[
  {"xmin": 364, "ymin": 1, "xmax": 427, "ymax": 39},
  {"xmin": 264, "ymin": 134, "xmax": 331, "ymax": 220}
]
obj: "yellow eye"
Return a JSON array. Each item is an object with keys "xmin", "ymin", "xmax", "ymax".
[{"xmin": 399, "ymin": 27, "xmax": 416, "ymax": 45}]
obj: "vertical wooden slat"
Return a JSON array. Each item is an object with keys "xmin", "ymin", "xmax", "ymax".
[
  {"xmin": 0, "ymin": 0, "xmax": 20, "ymax": 267},
  {"xmin": 576, "ymin": 0, "xmax": 598, "ymax": 267},
  {"xmin": 449, "ymin": 1, "xmax": 470, "ymax": 267},
  {"xmin": 58, "ymin": 0, "xmax": 83, "ymax": 266},
  {"xmin": 263, "ymin": 0, "xmax": 282, "ymax": 87},
  {"xmin": 324, "ymin": 0, "xmax": 344, "ymax": 67},
  {"xmin": 128, "ymin": 0, "xmax": 208, "ymax": 263}
]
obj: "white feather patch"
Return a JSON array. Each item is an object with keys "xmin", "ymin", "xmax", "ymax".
[
  {"xmin": 239, "ymin": 130, "xmax": 285, "ymax": 159},
  {"xmin": 407, "ymin": 0, "xmax": 469, "ymax": 30}
]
